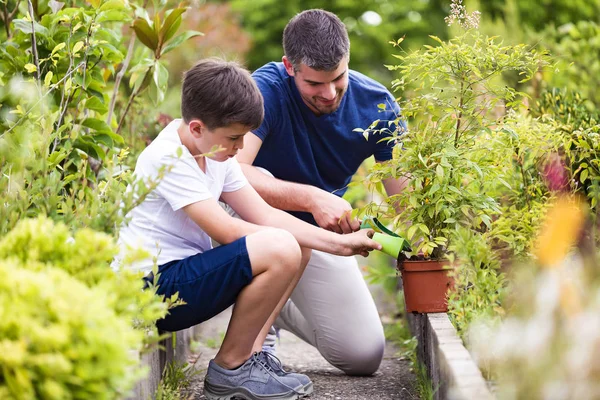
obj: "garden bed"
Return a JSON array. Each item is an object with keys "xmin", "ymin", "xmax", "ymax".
[
  {"xmin": 130, "ymin": 326, "xmax": 200, "ymax": 399},
  {"xmin": 407, "ymin": 313, "xmax": 493, "ymax": 400}
]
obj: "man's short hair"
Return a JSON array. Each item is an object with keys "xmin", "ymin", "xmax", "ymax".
[
  {"xmin": 283, "ymin": 9, "xmax": 350, "ymax": 72},
  {"xmin": 181, "ymin": 59, "xmax": 264, "ymax": 130}
]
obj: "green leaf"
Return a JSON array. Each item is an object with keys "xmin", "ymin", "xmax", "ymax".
[
  {"xmin": 52, "ymin": 42, "xmax": 66, "ymax": 54},
  {"xmin": 160, "ymin": 30, "xmax": 203, "ymax": 56},
  {"xmin": 429, "ymin": 35, "xmax": 443, "ymax": 44},
  {"xmin": 436, "ymin": 164, "xmax": 444, "ymax": 180},
  {"xmin": 151, "ymin": 61, "xmax": 169, "ymax": 104},
  {"xmin": 85, "ymin": 97, "xmax": 108, "ymax": 113},
  {"xmin": 99, "ymin": 0, "xmax": 126, "ymax": 11},
  {"xmin": 429, "ymin": 183, "xmax": 440, "ymax": 195},
  {"xmin": 13, "ymin": 19, "xmax": 49, "ymax": 36},
  {"xmin": 97, "ymin": 9, "xmax": 129, "ymax": 23},
  {"xmin": 44, "ymin": 71, "xmax": 53, "ymax": 86},
  {"xmin": 497, "ymin": 178, "xmax": 512, "ymax": 190},
  {"xmin": 132, "ymin": 18, "xmax": 158, "ymax": 51},
  {"xmin": 448, "ymin": 186, "xmax": 462, "ymax": 195},
  {"xmin": 72, "ymin": 41, "xmax": 84, "ymax": 53},
  {"xmin": 24, "ymin": 63, "xmax": 37, "ymax": 73},
  {"xmin": 418, "ymin": 153, "xmax": 427, "ymax": 167},
  {"xmin": 580, "ymin": 168, "xmax": 589, "ymax": 183},
  {"xmin": 74, "ymin": 137, "xmax": 106, "ymax": 160},
  {"xmin": 160, "ymin": 8, "xmax": 186, "ymax": 45},
  {"xmin": 81, "ymin": 118, "xmax": 111, "ymax": 133},
  {"xmin": 96, "ymin": 129, "xmax": 124, "ymax": 145},
  {"xmin": 407, "ymin": 225, "xmax": 417, "ymax": 240}
]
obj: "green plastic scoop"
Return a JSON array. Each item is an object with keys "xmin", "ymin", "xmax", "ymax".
[{"xmin": 361, "ymin": 216, "xmax": 412, "ymax": 254}]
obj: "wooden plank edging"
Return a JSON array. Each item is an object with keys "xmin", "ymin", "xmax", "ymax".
[
  {"xmin": 129, "ymin": 325, "xmax": 202, "ymax": 399},
  {"xmin": 407, "ymin": 313, "xmax": 494, "ymax": 400}
]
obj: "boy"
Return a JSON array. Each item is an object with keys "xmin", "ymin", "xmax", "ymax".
[{"xmin": 117, "ymin": 59, "xmax": 380, "ymax": 400}]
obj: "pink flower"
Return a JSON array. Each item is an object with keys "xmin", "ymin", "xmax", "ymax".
[
  {"xmin": 157, "ymin": 113, "xmax": 173, "ymax": 128},
  {"xmin": 543, "ymin": 154, "xmax": 569, "ymax": 193}
]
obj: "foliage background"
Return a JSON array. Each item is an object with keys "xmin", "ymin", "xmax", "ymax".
[{"xmin": 1, "ymin": 0, "xmax": 600, "ymax": 397}]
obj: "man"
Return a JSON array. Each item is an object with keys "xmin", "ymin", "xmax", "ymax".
[{"xmin": 237, "ymin": 10, "xmax": 408, "ymax": 376}]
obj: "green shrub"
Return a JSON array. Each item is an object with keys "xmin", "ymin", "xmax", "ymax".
[
  {"xmin": 447, "ymin": 227, "xmax": 506, "ymax": 340},
  {"xmin": 0, "ymin": 262, "xmax": 143, "ymax": 399},
  {"xmin": 0, "ymin": 217, "xmax": 169, "ymax": 332}
]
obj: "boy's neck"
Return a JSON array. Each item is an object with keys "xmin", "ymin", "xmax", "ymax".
[{"xmin": 177, "ymin": 121, "xmax": 207, "ymax": 172}]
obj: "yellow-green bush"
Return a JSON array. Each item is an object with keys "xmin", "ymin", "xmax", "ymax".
[
  {"xmin": 0, "ymin": 217, "xmax": 168, "ymax": 331},
  {"xmin": 0, "ymin": 217, "xmax": 172, "ymax": 398},
  {"xmin": 0, "ymin": 262, "xmax": 143, "ymax": 399}
]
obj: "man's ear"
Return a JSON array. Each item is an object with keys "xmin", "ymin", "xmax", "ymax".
[
  {"xmin": 282, "ymin": 56, "xmax": 295, "ymax": 77},
  {"xmin": 188, "ymin": 120, "xmax": 204, "ymax": 138}
]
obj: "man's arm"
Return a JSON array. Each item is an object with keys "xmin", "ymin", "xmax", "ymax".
[
  {"xmin": 237, "ymin": 132, "xmax": 359, "ymax": 233},
  {"xmin": 221, "ymin": 183, "xmax": 380, "ymax": 257}
]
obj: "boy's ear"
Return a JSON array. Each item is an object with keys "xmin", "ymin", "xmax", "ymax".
[{"xmin": 188, "ymin": 120, "xmax": 205, "ymax": 138}]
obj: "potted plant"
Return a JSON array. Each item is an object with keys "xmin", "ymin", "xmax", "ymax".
[{"xmin": 359, "ymin": 3, "xmax": 547, "ymax": 312}]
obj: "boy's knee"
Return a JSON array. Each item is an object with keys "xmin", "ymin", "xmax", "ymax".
[{"xmin": 257, "ymin": 229, "xmax": 301, "ymax": 266}]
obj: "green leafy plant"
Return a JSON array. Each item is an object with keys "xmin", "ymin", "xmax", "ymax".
[
  {"xmin": 363, "ymin": 19, "xmax": 547, "ymax": 260},
  {"xmin": 536, "ymin": 21, "xmax": 600, "ymax": 109},
  {"xmin": 470, "ymin": 195, "xmax": 600, "ymax": 398},
  {"xmin": 532, "ymin": 88, "xmax": 600, "ymax": 212},
  {"xmin": 0, "ymin": 0, "xmax": 203, "ymax": 239},
  {"xmin": 446, "ymin": 227, "xmax": 506, "ymax": 340}
]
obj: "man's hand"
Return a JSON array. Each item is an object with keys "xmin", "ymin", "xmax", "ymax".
[
  {"xmin": 334, "ymin": 229, "xmax": 382, "ymax": 257},
  {"xmin": 310, "ymin": 190, "xmax": 360, "ymax": 234}
]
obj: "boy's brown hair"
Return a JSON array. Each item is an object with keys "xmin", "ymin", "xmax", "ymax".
[{"xmin": 181, "ymin": 59, "xmax": 264, "ymax": 130}]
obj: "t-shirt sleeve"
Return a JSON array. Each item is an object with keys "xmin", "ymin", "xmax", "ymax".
[
  {"xmin": 141, "ymin": 150, "xmax": 213, "ymax": 211},
  {"xmin": 251, "ymin": 74, "xmax": 281, "ymax": 141},
  {"xmin": 223, "ymin": 158, "xmax": 248, "ymax": 192},
  {"xmin": 373, "ymin": 95, "xmax": 406, "ymax": 162}
]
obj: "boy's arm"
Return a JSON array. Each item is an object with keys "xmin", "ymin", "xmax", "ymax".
[
  {"xmin": 221, "ymin": 183, "xmax": 380, "ymax": 257},
  {"xmin": 237, "ymin": 132, "xmax": 357, "ymax": 234},
  {"xmin": 182, "ymin": 198, "xmax": 267, "ymax": 245}
]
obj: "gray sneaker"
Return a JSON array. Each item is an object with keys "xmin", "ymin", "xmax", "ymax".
[
  {"xmin": 257, "ymin": 351, "xmax": 313, "ymax": 397},
  {"xmin": 204, "ymin": 353, "xmax": 304, "ymax": 400}
]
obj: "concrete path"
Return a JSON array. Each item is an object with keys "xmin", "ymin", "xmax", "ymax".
[{"xmin": 187, "ymin": 280, "xmax": 418, "ymax": 399}]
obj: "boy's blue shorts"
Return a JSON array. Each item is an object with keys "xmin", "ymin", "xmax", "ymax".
[{"xmin": 146, "ymin": 236, "xmax": 253, "ymax": 332}]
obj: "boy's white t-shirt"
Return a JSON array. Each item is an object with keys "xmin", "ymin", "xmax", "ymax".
[{"xmin": 117, "ymin": 119, "xmax": 248, "ymax": 274}]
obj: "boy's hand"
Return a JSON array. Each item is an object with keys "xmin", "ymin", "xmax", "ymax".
[{"xmin": 335, "ymin": 229, "xmax": 382, "ymax": 257}]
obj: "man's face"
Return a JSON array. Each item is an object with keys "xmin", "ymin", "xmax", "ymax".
[{"xmin": 283, "ymin": 57, "xmax": 349, "ymax": 116}]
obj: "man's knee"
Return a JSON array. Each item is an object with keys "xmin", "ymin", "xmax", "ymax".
[
  {"xmin": 335, "ymin": 334, "xmax": 385, "ymax": 376},
  {"xmin": 319, "ymin": 324, "xmax": 385, "ymax": 376}
]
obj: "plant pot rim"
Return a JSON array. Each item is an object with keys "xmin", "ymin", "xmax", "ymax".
[{"xmin": 397, "ymin": 258, "xmax": 454, "ymax": 272}]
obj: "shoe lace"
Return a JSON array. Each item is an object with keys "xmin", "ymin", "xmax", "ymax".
[
  {"xmin": 247, "ymin": 352, "xmax": 302, "ymax": 395},
  {"xmin": 261, "ymin": 350, "xmax": 287, "ymax": 374}
]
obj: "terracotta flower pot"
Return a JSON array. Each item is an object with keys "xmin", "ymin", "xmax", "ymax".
[{"xmin": 397, "ymin": 259, "xmax": 454, "ymax": 313}]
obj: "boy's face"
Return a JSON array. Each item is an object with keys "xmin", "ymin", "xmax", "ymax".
[
  {"xmin": 191, "ymin": 122, "xmax": 249, "ymax": 162},
  {"xmin": 283, "ymin": 56, "xmax": 349, "ymax": 116}
]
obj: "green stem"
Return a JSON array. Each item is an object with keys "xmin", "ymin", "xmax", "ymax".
[{"xmin": 116, "ymin": 68, "xmax": 152, "ymax": 134}]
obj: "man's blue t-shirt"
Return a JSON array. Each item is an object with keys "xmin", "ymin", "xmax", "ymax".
[{"xmin": 252, "ymin": 62, "xmax": 402, "ymax": 225}]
